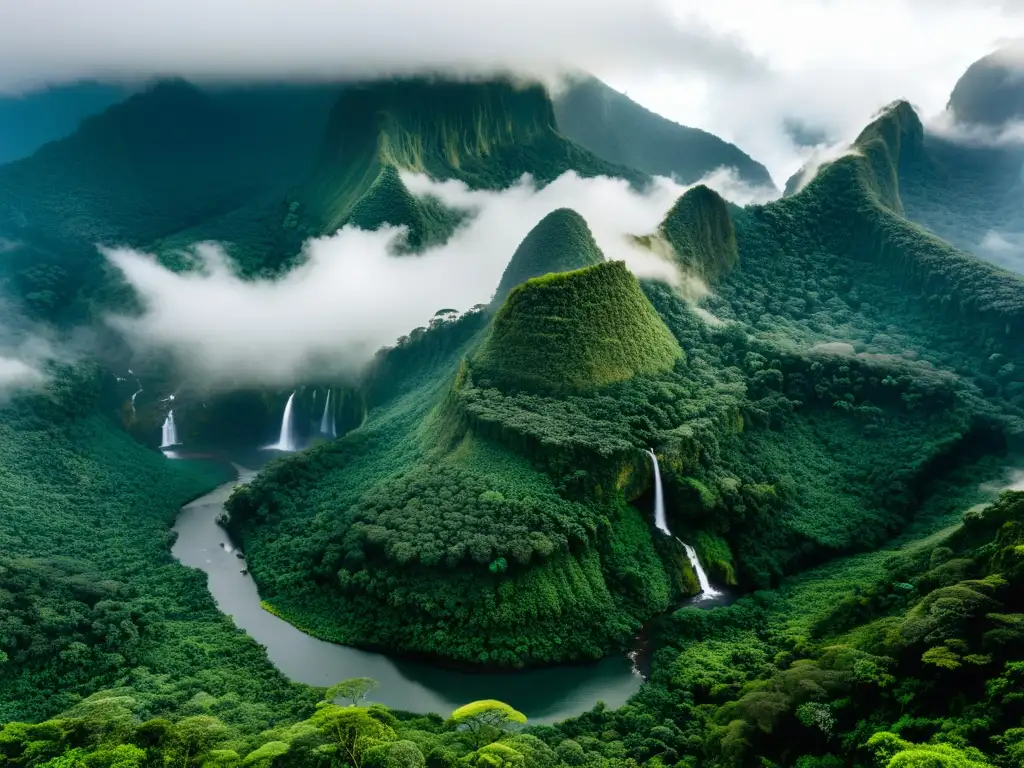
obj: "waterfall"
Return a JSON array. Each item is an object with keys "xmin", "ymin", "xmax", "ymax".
[
  {"xmin": 266, "ymin": 391, "xmax": 299, "ymax": 451},
  {"xmin": 646, "ymin": 448, "xmax": 671, "ymax": 536},
  {"xmin": 646, "ymin": 449, "xmax": 721, "ymax": 600},
  {"xmin": 679, "ymin": 539, "xmax": 721, "ymax": 599},
  {"xmin": 160, "ymin": 410, "xmax": 180, "ymax": 448},
  {"xmin": 320, "ymin": 389, "xmax": 336, "ymax": 437}
]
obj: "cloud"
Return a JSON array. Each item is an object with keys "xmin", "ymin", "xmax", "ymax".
[
  {"xmin": 926, "ymin": 108, "xmax": 1024, "ymax": 146},
  {"xmin": 0, "ymin": 0, "xmax": 763, "ymax": 95},
  {"xmin": 978, "ymin": 229, "xmax": 1024, "ymax": 273},
  {"xmin": 604, "ymin": 0, "xmax": 1024, "ymax": 185},
  {"xmin": 0, "ymin": 356, "xmax": 45, "ymax": 394},
  {"xmin": 104, "ymin": 169, "xmax": 764, "ymax": 391},
  {"xmin": 785, "ymin": 141, "xmax": 862, "ymax": 195}
]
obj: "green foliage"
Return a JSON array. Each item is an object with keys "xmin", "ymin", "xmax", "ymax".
[
  {"xmin": 325, "ymin": 678, "xmax": 380, "ymax": 707},
  {"xmin": 491, "ymin": 209, "xmax": 604, "ymax": 305},
  {"xmin": 655, "ymin": 185, "xmax": 739, "ymax": 281},
  {"xmin": 475, "ymin": 262, "xmax": 682, "ymax": 394},
  {"xmin": 450, "ymin": 701, "xmax": 527, "ymax": 749},
  {"xmin": 0, "ymin": 364, "xmax": 317, "ymax": 726}
]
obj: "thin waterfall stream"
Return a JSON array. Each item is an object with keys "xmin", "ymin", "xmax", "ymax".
[
  {"xmin": 160, "ymin": 410, "xmax": 180, "ymax": 448},
  {"xmin": 266, "ymin": 391, "xmax": 299, "ymax": 452},
  {"xmin": 320, "ymin": 389, "xmax": 336, "ymax": 437},
  {"xmin": 646, "ymin": 449, "xmax": 721, "ymax": 600}
]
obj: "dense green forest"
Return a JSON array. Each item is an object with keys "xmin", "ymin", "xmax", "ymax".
[
  {"xmin": 4, "ymin": 58, "xmax": 1024, "ymax": 768},
  {"xmin": 0, "ymin": 365, "xmax": 318, "ymax": 726}
]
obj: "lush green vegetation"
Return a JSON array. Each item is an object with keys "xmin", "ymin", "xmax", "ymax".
[
  {"xmin": 650, "ymin": 185, "xmax": 738, "ymax": 281},
  {"xmin": 491, "ymin": 209, "xmax": 604, "ymax": 305},
  {"xmin": 553, "ymin": 76, "xmax": 775, "ymax": 188},
  {"xmin": 5, "ymin": 487, "xmax": 1024, "ymax": 766},
  {"xmin": 6, "ymin": 60, "xmax": 1024, "ymax": 768},
  {"xmin": 475, "ymin": 262, "xmax": 682, "ymax": 394},
  {"xmin": 0, "ymin": 364, "xmax": 317, "ymax": 727}
]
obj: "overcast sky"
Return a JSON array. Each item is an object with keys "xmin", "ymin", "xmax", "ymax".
[{"xmin": 0, "ymin": 0, "xmax": 1022, "ymax": 184}]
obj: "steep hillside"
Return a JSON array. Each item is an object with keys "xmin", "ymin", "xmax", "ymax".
[
  {"xmin": 947, "ymin": 44, "xmax": 1024, "ymax": 126},
  {"xmin": 554, "ymin": 76, "xmax": 775, "ymax": 188},
  {"xmin": 0, "ymin": 77, "xmax": 644, "ymax": 324},
  {"xmin": 0, "ymin": 364, "xmax": 315, "ymax": 724},
  {"xmin": 783, "ymin": 92, "xmax": 1024, "ymax": 274},
  {"xmin": 0, "ymin": 82, "xmax": 129, "ymax": 166},
  {"xmin": 491, "ymin": 208, "xmax": 604, "ymax": 304},
  {"xmin": 650, "ymin": 184, "xmax": 738, "ymax": 281},
  {"xmin": 476, "ymin": 261, "xmax": 681, "ymax": 394},
  {"xmin": 300, "ymin": 78, "xmax": 645, "ymax": 242}
]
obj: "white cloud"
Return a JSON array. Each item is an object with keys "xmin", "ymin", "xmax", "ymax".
[
  {"xmin": 926, "ymin": 108, "xmax": 1024, "ymax": 146},
  {"xmin": 104, "ymin": 169, "xmax": 764, "ymax": 391},
  {"xmin": 0, "ymin": 356, "xmax": 45, "ymax": 393},
  {"xmin": 604, "ymin": 0, "xmax": 1024, "ymax": 185},
  {"xmin": 0, "ymin": 0, "xmax": 762, "ymax": 95}
]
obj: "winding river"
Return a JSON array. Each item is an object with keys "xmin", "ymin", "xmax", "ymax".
[{"xmin": 171, "ymin": 465, "xmax": 644, "ymax": 723}]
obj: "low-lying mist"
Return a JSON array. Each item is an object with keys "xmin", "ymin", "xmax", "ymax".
[{"xmin": 105, "ymin": 170, "xmax": 767, "ymax": 391}]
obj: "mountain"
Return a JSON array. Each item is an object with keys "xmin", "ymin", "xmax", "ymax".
[
  {"xmin": 0, "ymin": 82, "xmax": 130, "ymax": 166},
  {"xmin": 475, "ymin": 261, "xmax": 681, "ymax": 394},
  {"xmin": 785, "ymin": 48, "xmax": 1024, "ymax": 274},
  {"xmin": 491, "ymin": 208, "xmax": 604, "ymax": 304},
  {"xmin": 0, "ymin": 80, "xmax": 342, "ymax": 322},
  {"xmin": 650, "ymin": 184, "xmax": 738, "ymax": 281},
  {"xmin": 553, "ymin": 76, "xmax": 775, "ymax": 189},
  {"xmin": 297, "ymin": 78, "xmax": 644, "ymax": 247},
  {"xmin": 7, "ymin": 72, "xmax": 1024, "ymax": 768},
  {"xmin": 947, "ymin": 44, "xmax": 1024, "ymax": 126},
  {"xmin": 0, "ymin": 77, "xmax": 644, "ymax": 324}
]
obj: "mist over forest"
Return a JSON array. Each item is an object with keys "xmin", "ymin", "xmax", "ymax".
[{"xmin": 2, "ymin": 5, "xmax": 1024, "ymax": 768}]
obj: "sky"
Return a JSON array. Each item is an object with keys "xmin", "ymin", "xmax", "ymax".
[{"xmin": 1, "ymin": 0, "xmax": 1023, "ymax": 184}]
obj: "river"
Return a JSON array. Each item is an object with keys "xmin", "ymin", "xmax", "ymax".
[{"xmin": 171, "ymin": 465, "xmax": 644, "ymax": 723}]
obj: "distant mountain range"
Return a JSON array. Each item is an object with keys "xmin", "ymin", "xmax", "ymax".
[{"xmin": 783, "ymin": 45, "xmax": 1024, "ymax": 275}]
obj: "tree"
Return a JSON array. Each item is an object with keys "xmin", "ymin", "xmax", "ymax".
[
  {"xmin": 449, "ymin": 701, "xmax": 527, "ymax": 749},
  {"xmin": 324, "ymin": 678, "xmax": 380, "ymax": 707},
  {"xmin": 311, "ymin": 706, "xmax": 396, "ymax": 768},
  {"xmin": 242, "ymin": 742, "xmax": 288, "ymax": 767}
]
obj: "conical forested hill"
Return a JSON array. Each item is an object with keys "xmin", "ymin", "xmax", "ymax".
[
  {"xmin": 654, "ymin": 184, "xmax": 738, "ymax": 281},
  {"xmin": 554, "ymin": 76, "xmax": 775, "ymax": 189},
  {"xmin": 475, "ymin": 261, "xmax": 681, "ymax": 394},
  {"xmin": 491, "ymin": 208, "xmax": 604, "ymax": 304}
]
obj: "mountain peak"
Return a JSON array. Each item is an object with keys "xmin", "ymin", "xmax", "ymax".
[
  {"xmin": 491, "ymin": 208, "xmax": 604, "ymax": 304},
  {"xmin": 948, "ymin": 44, "xmax": 1024, "ymax": 126},
  {"xmin": 850, "ymin": 100, "xmax": 925, "ymax": 211},
  {"xmin": 553, "ymin": 76, "xmax": 775, "ymax": 189},
  {"xmin": 657, "ymin": 185, "xmax": 738, "ymax": 281},
  {"xmin": 318, "ymin": 77, "xmax": 558, "ymax": 177},
  {"xmin": 475, "ymin": 260, "xmax": 681, "ymax": 394}
]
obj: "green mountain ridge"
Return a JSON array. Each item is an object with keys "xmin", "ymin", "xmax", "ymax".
[{"xmin": 553, "ymin": 76, "xmax": 775, "ymax": 189}]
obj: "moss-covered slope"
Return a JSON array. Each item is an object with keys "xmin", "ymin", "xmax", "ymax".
[
  {"xmin": 491, "ymin": 208, "xmax": 604, "ymax": 304},
  {"xmin": 655, "ymin": 184, "xmax": 739, "ymax": 281},
  {"xmin": 475, "ymin": 261, "xmax": 681, "ymax": 394}
]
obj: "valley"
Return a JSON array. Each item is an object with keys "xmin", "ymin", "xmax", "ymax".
[{"xmin": 2, "ymin": 36, "xmax": 1024, "ymax": 768}]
